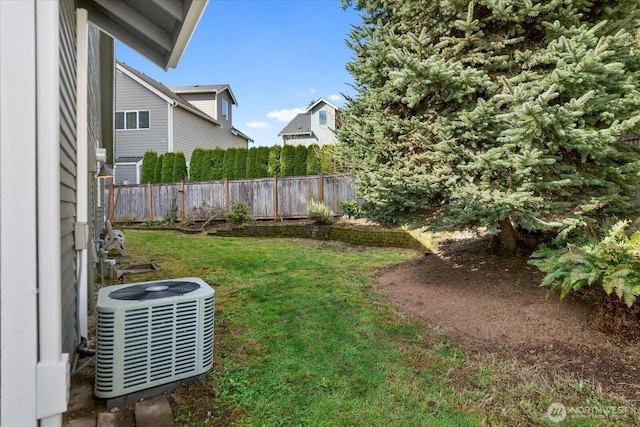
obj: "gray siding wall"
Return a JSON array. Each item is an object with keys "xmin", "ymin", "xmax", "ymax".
[
  {"xmin": 283, "ymin": 134, "xmax": 318, "ymax": 147},
  {"xmin": 115, "ymin": 70, "xmax": 168, "ymax": 157},
  {"xmin": 60, "ymin": 0, "xmax": 78, "ymax": 356},
  {"xmin": 179, "ymin": 92, "xmax": 216, "ymax": 119},
  {"xmin": 309, "ymin": 103, "xmax": 338, "ymax": 146},
  {"xmin": 217, "ymin": 90, "xmax": 233, "ymax": 129},
  {"xmin": 87, "ymin": 25, "xmax": 103, "ymax": 314},
  {"xmin": 173, "ymin": 106, "xmax": 246, "ymax": 162},
  {"xmin": 115, "ymin": 163, "xmax": 139, "ymax": 185}
]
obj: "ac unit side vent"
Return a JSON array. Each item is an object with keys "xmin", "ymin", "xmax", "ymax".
[{"xmin": 95, "ymin": 278, "xmax": 214, "ymax": 398}]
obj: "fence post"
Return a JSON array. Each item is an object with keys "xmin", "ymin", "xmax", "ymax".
[
  {"xmin": 147, "ymin": 182, "xmax": 153, "ymax": 221},
  {"xmin": 273, "ymin": 176, "xmax": 278, "ymax": 222},
  {"xmin": 319, "ymin": 173, "xmax": 324, "ymax": 203},
  {"xmin": 224, "ymin": 178, "xmax": 230, "ymax": 213},
  {"xmin": 180, "ymin": 180, "xmax": 185, "ymax": 221}
]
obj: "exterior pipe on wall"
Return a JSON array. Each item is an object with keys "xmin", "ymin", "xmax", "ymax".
[{"xmin": 76, "ymin": 8, "xmax": 90, "ymax": 342}]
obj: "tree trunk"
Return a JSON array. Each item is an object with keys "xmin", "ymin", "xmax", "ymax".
[{"xmin": 498, "ymin": 218, "xmax": 518, "ymax": 255}]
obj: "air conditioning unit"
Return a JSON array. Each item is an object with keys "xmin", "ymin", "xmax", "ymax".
[{"xmin": 95, "ymin": 277, "xmax": 214, "ymax": 399}]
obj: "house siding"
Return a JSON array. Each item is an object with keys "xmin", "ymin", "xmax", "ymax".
[
  {"xmin": 59, "ymin": 0, "xmax": 78, "ymax": 356},
  {"xmin": 179, "ymin": 92, "xmax": 216, "ymax": 119},
  {"xmin": 115, "ymin": 70, "xmax": 169, "ymax": 157},
  {"xmin": 115, "ymin": 163, "xmax": 140, "ymax": 184},
  {"xmin": 283, "ymin": 134, "xmax": 318, "ymax": 147},
  {"xmin": 217, "ymin": 90, "xmax": 233, "ymax": 129},
  {"xmin": 309, "ymin": 103, "xmax": 338, "ymax": 146},
  {"xmin": 173, "ymin": 106, "xmax": 246, "ymax": 161}
]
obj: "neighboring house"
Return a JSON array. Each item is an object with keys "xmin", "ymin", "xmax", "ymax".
[
  {"xmin": 0, "ymin": 1, "xmax": 207, "ymax": 425},
  {"xmin": 278, "ymin": 98, "xmax": 341, "ymax": 146},
  {"xmin": 115, "ymin": 63, "xmax": 252, "ymax": 184}
]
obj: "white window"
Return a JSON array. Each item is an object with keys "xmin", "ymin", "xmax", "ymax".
[
  {"xmin": 319, "ymin": 110, "xmax": 327, "ymax": 126},
  {"xmin": 221, "ymin": 99, "xmax": 229, "ymax": 120},
  {"xmin": 115, "ymin": 110, "xmax": 150, "ymax": 130}
]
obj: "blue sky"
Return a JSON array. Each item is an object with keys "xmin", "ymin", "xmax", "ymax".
[{"xmin": 116, "ymin": 0, "xmax": 361, "ymax": 146}]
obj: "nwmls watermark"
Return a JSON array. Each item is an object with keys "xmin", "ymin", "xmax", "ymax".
[{"xmin": 546, "ymin": 402, "xmax": 637, "ymax": 423}]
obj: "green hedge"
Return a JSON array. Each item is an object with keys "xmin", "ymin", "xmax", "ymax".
[
  {"xmin": 141, "ymin": 151, "xmax": 158, "ymax": 183},
  {"xmin": 293, "ymin": 145, "xmax": 308, "ymax": 176},
  {"xmin": 172, "ymin": 152, "xmax": 187, "ymax": 182},
  {"xmin": 280, "ymin": 144, "xmax": 296, "ymax": 176},
  {"xmin": 234, "ymin": 148, "xmax": 248, "ymax": 179},
  {"xmin": 209, "ymin": 148, "xmax": 225, "ymax": 180},
  {"xmin": 189, "ymin": 148, "xmax": 205, "ymax": 181},
  {"xmin": 246, "ymin": 147, "xmax": 257, "ymax": 178},
  {"xmin": 223, "ymin": 148, "xmax": 237, "ymax": 179},
  {"xmin": 306, "ymin": 144, "xmax": 321, "ymax": 176},
  {"xmin": 256, "ymin": 146, "xmax": 270, "ymax": 178},
  {"xmin": 268, "ymin": 145, "xmax": 281, "ymax": 177},
  {"xmin": 145, "ymin": 144, "xmax": 336, "ymax": 184}
]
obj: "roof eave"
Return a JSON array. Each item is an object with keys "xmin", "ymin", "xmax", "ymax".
[{"xmin": 165, "ymin": 1, "xmax": 209, "ymax": 70}]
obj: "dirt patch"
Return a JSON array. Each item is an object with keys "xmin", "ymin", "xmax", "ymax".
[{"xmin": 377, "ymin": 236, "xmax": 640, "ymax": 404}]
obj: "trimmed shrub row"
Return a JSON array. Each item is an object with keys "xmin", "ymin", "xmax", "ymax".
[
  {"xmin": 189, "ymin": 144, "xmax": 341, "ymax": 182},
  {"xmin": 141, "ymin": 151, "xmax": 188, "ymax": 184},
  {"xmin": 141, "ymin": 145, "xmax": 342, "ymax": 184}
]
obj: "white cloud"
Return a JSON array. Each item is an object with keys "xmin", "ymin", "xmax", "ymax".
[
  {"xmin": 328, "ymin": 94, "xmax": 343, "ymax": 102},
  {"xmin": 247, "ymin": 121, "xmax": 272, "ymax": 129},
  {"xmin": 267, "ymin": 108, "xmax": 305, "ymax": 122}
]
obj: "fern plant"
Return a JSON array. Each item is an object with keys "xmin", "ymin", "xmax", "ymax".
[{"xmin": 529, "ymin": 220, "xmax": 640, "ymax": 307}]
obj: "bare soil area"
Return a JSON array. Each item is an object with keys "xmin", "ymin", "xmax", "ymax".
[{"xmin": 376, "ymin": 236, "xmax": 640, "ymax": 404}]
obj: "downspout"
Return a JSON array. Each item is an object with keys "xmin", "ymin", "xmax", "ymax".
[
  {"xmin": 75, "ymin": 8, "xmax": 90, "ymax": 344},
  {"xmin": 168, "ymin": 101, "xmax": 176, "ymax": 152},
  {"xmin": 35, "ymin": 0, "xmax": 70, "ymax": 425}
]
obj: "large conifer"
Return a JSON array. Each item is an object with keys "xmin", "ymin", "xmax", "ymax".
[{"xmin": 338, "ymin": 0, "xmax": 640, "ymax": 252}]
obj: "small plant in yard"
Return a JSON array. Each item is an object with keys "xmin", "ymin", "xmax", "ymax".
[
  {"xmin": 225, "ymin": 202, "xmax": 253, "ymax": 224},
  {"xmin": 340, "ymin": 200, "xmax": 363, "ymax": 219},
  {"xmin": 307, "ymin": 199, "xmax": 334, "ymax": 224}
]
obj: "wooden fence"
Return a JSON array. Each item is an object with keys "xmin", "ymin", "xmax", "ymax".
[{"xmin": 105, "ymin": 174, "xmax": 359, "ymax": 222}]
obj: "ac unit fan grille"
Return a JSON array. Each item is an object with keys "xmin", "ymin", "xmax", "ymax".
[{"xmin": 95, "ymin": 279, "xmax": 214, "ymax": 398}]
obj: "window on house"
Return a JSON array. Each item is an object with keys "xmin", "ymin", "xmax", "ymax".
[
  {"xmin": 115, "ymin": 110, "xmax": 150, "ymax": 130},
  {"xmin": 319, "ymin": 110, "xmax": 327, "ymax": 126},
  {"xmin": 221, "ymin": 99, "xmax": 229, "ymax": 120}
]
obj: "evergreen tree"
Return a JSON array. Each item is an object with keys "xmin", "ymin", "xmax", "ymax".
[
  {"xmin": 160, "ymin": 152, "xmax": 175, "ymax": 183},
  {"xmin": 256, "ymin": 146, "xmax": 270, "ymax": 178},
  {"xmin": 268, "ymin": 145, "xmax": 281, "ymax": 177},
  {"xmin": 209, "ymin": 148, "xmax": 225, "ymax": 180},
  {"xmin": 154, "ymin": 154, "xmax": 163, "ymax": 183},
  {"xmin": 338, "ymin": 0, "xmax": 640, "ymax": 252},
  {"xmin": 234, "ymin": 148, "xmax": 248, "ymax": 179},
  {"xmin": 172, "ymin": 152, "xmax": 188, "ymax": 182},
  {"xmin": 320, "ymin": 144, "xmax": 337, "ymax": 174},
  {"xmin": 306, "ymin": 144, "xmax": 322, "ymax": 176},
  {"xmin": 293, "ymin": 145, "xmax": 308, "ymax": 176},
  {"xmin": 280, "ymin": 144, "xmax": 296, "ymax": 176},
  {"xmin": 189, "ymin": 148, "xmax": 205, "ymax": 181},
  {"xmin": 246, "ymin": 147, "xmax": 258, "ymax": 178},
  {"xmin": 223, "ymin": 148, "xmax": 237, "ymax": 179},
  {"xmin": 141, "ymin": 151, "xmax": 158, "ymax": 184}
]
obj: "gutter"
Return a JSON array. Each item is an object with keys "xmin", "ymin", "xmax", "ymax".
[{"xmin": 35, "ymin": 1, "xmax": 70, "ymax": 425}]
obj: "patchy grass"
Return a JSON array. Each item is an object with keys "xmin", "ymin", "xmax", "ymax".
[{"xmin": 122, "ymin": 230, "xmax": 635, "ymax": 426}]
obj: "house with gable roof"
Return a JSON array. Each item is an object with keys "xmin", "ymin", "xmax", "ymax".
[
  {"xmin": 278, "ymin": 98, "xmax": 341, "ymax": 146},
  {"xmin": 115, "ymin": 62, "xmax": 252, "ymax": 184}
]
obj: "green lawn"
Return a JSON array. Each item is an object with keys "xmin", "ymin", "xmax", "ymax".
[{"xmin": 121, "ymin": 230, "xmax": 633, "ymax": 427}]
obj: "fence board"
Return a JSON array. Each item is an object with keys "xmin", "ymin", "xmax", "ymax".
[{"xmin": 106, "ymin": 174, "xmax": 358, "ymax": 222}]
